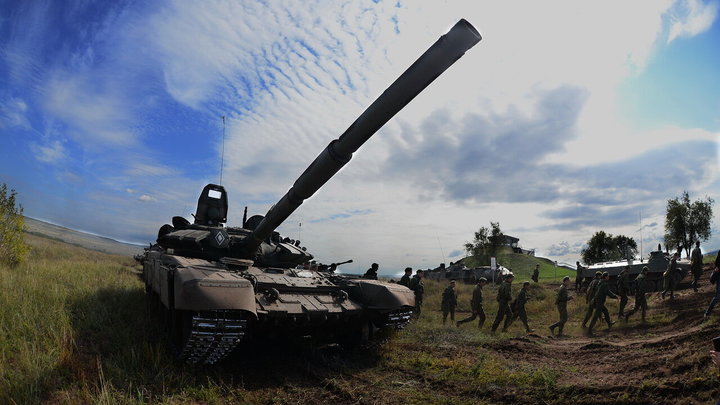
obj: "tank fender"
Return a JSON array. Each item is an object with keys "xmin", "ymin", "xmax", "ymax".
[
  {"xmin": 351, "ymin": 280, "xmax": 415, "ymax": 309},
  {"xmin": 173, "ymin": 268, "xmax": 258, "ymax": 318}
]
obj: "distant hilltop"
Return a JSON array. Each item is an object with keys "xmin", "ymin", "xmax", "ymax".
[{"xmin": 23, "ymin": 217, "xmax": 144, "ymax": 256}]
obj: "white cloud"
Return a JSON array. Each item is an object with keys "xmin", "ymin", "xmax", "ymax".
[
  {"xmin": 31, "ymin": 140, "xmax": 67, "ymax": 164},
  {"xmin": 138, "ymin": 194, "xmax": 155, "ymax": 202},
  {"xmin": 668, "ymin": 0, "xmax": 719, "ymax": 43}
]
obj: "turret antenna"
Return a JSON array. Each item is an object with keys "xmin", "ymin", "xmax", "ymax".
[
  {"xmin": 220, "ymin": 115, "xmax": 226, "ymax": 185},
  {"xmin": 436, "ymin": 234, "xmax": 446, "ymax": 265}
]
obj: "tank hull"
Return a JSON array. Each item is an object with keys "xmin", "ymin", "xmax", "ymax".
[{"xmin": 142, "ymin": 247, "xmax": 414, "ymax": 364}]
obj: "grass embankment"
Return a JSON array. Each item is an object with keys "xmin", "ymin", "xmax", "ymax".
[{"xmin": 2, "ymin": 234, "xmax": 717, "ymax": 404}]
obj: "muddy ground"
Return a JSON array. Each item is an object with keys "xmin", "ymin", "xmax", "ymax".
[{"xmin": 207, "ymin": 265, "xmax": 720, "ymax": 405}]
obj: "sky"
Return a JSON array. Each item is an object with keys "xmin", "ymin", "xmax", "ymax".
[{"xmin": 1, "ymin": 0, "xmax": 719, "ymax": 276}]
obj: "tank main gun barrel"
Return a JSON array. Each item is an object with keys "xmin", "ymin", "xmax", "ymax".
[{"xmin": 245, "ymin": 19, "xmax": 481, "ymax": 253}]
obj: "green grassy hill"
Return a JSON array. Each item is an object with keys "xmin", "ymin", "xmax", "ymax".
[{"xmin": 459, "ymin": 247, "xmax": 576, "ymax": 282}]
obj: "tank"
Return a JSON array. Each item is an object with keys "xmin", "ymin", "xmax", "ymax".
[
  {"xmin": 140, "ymin": 19, "xmax": 481, "ymax": 364},
  {"xmin": 578, "ymin": 248, "xmax": 691, "ymax": 293}
]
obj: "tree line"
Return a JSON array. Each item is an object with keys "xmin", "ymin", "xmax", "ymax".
[{"xmin": 464, "ymin": 190, "xmax": 714, "ymax": 266}]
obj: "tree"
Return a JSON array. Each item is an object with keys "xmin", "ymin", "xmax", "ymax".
[
  {"xmin": 581, "ymin": 231, "xmax": 638, "ymax": 265},
  {"xmin": 464, "ymin": 222, "xmax": 504, "ymax": 266},
  {"xmin": 0, "ymin": 183, "xmax": 29, "ymax": 266},
  {"xmin": 664, "ymin": 191, "xmax": 714, "ymax": 257}
]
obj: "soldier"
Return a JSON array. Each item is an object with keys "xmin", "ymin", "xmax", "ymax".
[
  {"xmin": 491, "ymin": 273, "xmax": 514, "ymax": 333},
  {"xmin": 705, "ymin": 253, "xmax": 720, "ymax": 318},
  {"xmin": 441, "ymin": 280, "xmax": 458, "ymax": 325},
  {"xmin": 661, "ymin": 252, "xmax": 680, "ymax": 300},
  {"xmin": 409, "ymin": 270, "xmax": 425, "ymax": 316},
  {"xmin": 457, "ymin": 277, "xmax": 487, "ymax": 328},
  {"xmin": 587, "ymin": 271, "xmax": 619, "ymax": 336},
  {"xmin": 549, "ymin": 276, "xmax": 574, "ymax": 336},
  {"xmin": 581, "ymin": 271, "xmax": 602, "ymax": 328},
  {"xmin": 625, "ymin": 266, "xmax": 649, "ymax": 323},
  {"xmin": 617, "ymin": 266, "xmax": 630, "ymax": 318},
  {"xmin": 399, "ymin": 267, "xmax": 412, "ymax": 287},
  {"xmin": 575, "ymin": 261, "xmax": 584, "ymax": 292},
  {"xmin": 363, "ymin": 263, "xmax": 379, "ymax": 280},
  {"xmin": 531, "ymin": 264, "xmax": 539, "ymax": 283},
  {"xmin": 510, "ymin": 281, "xmax": 534, "ymax": 333},
  {"xmin": 691, "ymin": 241, "xmax": 703, "ymax": 292}
]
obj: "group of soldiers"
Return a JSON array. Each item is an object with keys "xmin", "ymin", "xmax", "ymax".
[
  {"xmin": 365, "ymin": 242, "xmax": 717, "ymax": 338},
  {"xmin": 425, "ymin": 242, "xmax": 715, "ymax": 337}
]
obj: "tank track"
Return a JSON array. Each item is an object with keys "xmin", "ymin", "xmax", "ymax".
[{"xmin": 178, "ymin": 310, "xmax": 247, "ymax": 364}]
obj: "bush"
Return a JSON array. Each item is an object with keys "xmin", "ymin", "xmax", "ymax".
[{"xmin": 0, "ymin": 183, "xmax": 29, "ymax": 266}]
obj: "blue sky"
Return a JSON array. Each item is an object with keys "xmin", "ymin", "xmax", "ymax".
[{"xmin": 1, "ymin": 0, "xmax": 719, "ymax": 275}]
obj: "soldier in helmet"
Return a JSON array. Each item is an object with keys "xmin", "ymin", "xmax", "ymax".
[
  {"xmin": 491, "ymin": 273, "xmax": 514, "ymax": 333},
  {"xmin": 409, "ymin": 270, "xmax": 425, "ymax": 316},
  {"xmin": 587, "ymin": 271, "xmax": 619, "ymax": 336},
  {"xmin": 457, "ymin": 277, "xmax": 487, "ymax": 328},
  {"xmin": 549, "ymin": 276, "xmax": 574, "ymax": 337},
  {"xmin": 625, "ymin": 266, "xmax": 649, "ymax": 323},
  {"xmin": 509, "ymin": 281, "xmax": 534, "ymax": 333},
  {"xmin": 399, "ymin": 267, "xmax": 412, "ymax": 287},
  {"xmin": 441, "ymin": 280, "xmax": 458, "ymax": 325},
  {"xmin": 616, "ymin": 266, "xmax": 631, "ymax": 318},
  {"xmin": 581, "ymin": 271, "xmax": 602, "ymax": 328},
  {"xmin": 661, "ymin": 252, "xmax": 680, "ymax": 300}
]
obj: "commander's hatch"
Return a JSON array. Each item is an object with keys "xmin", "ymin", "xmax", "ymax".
[{"xmin": 194, "ymin": 184, "xmax": 228, "ymax": 226}]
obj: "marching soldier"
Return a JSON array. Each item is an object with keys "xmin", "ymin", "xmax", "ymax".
[
  {"xmin": 409, "ymin": 270, "xmax": 425, "ymax": 316},
  {"xmin": 510, "ymin": 281, "xmax": 534, "ymax": 333},
  {"xmin": 575, "ymin": 261, "xmax": 584, "ymax": 292},
  {"xmin": 625, "ymin": 266, "xmax": 649, "ymax": 323},
  {"xmin": 691, "ymin": 241, "xmax": 703, "ymax": 292},
  {"xmin": 531, "ymin": 264, "xmax": 539, "ymax": 283},
  {"xmin": 491, "ymin": 273, "xmax": 515, "ymax": 333},
  {"xmin": 549, "ymin": 276, "xmax": 574, "ymax": 337},
  {"xmin": 441, "ymin": 280, "xmax": 458, "ymax": 325},
  {"xmin": 617, "ymin": 266, "xmax": 630, "ymax": 318},
  {"xmin": 661, "ymin": 252, "xmax": 681, "ymax": 300},
  {"xmin": 581, "ymin": 271, "xmax": 602, "ymax": 328},
  {"xmin": 587, "ymin": 272, "xmax": 619, "ymax": 336},
  {"xmin": 457, "ymin": 277, "xmax": 487, "ymax": 328}
]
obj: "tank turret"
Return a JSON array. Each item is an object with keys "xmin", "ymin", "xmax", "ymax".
[{"xmin": 141, "ymin": 19, "xmax": 481, "ymax": 364}]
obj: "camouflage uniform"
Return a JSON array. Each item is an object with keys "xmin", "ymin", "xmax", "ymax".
[
  {"xmin": 441, "ymin": 285, "xmax": 458, "ymax": 324},
  {"xmin": 617, "ymin": 269, "xmax": 630, "ymax": 317},
  {"xmin": 510, "ymin": 287, "xmax": 532, "ymax": 332},
  {"xmin": 491, "ymin": 279, "xmax": 514, "ymax": 332},
  {"xmin": 581, "ymin": 275, "xmax": 601, "ymax": 328},
  {"xmin": 625, "ymin": 272, "xmax": 648, "ymax": 322},
  {"xmin": 399, "ymin": 274, "xmax": 411, "ymax": 287},
  {"xmin": 691, "ymin": 245, "xmax": 703, "ymax": 292},
  {"xmin": 661, "ymin": 256, "xmax": 679, "ymax": 299},
  {"xmin": 531, "ymin": 266, "xmax": 539, "ymax": 283},
  {"xmin": 575, "ymin": 264, "xmax": 584, "ymax": 292},
  {"xmin": 549, "ymin": 284, "xmax": 571, "ymax": 336},
  {"xmin": 409, "ymin": 275, "xmax": 424, "ymax": 316},
  {"xmin": 457, "ymin": 283, "xmax": 486, "ymax": 328},
  {"xmin": 588, "ymin": 279, "xmax": 617, "ymax": 334}
]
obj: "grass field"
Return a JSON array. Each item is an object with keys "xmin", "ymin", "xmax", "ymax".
[{"xmin": 2, "ymin": 233, "xmax": 720, "ymax": 404}]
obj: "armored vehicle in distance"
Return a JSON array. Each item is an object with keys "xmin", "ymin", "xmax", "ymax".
[
  {"xmin": 579, "ymin": 248, "xmax": 691, "ymax": 293},
  {"xmin": 140, "ymin": 20, "xmax": 481, "ymax": 364}
]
